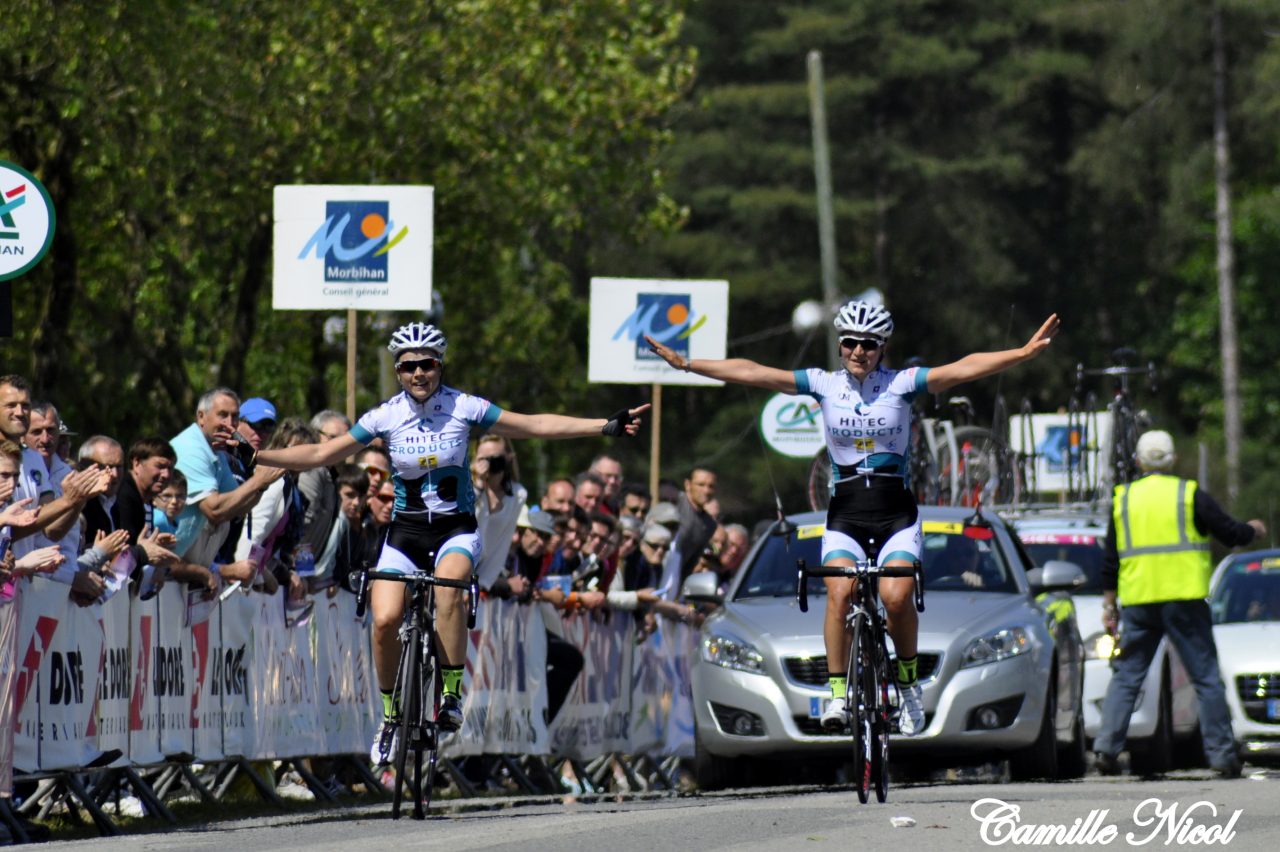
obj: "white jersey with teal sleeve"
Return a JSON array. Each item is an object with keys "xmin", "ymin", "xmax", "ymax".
[
  {"xmin": 349, "ymin": 386, "xmax": 503, "ymax": 518},
  {"xmin": 793, "ymin": 364, "xmax": 931, "ymax": 479}
]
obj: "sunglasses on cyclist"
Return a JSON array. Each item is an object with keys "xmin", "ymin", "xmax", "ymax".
[
  {"xmin": 840, "ymin": 337, "xmax": 882, "ymax": 352},
  {"xmin": 395, "ymin": 357, "xmax": 441, "ymax": 374}
]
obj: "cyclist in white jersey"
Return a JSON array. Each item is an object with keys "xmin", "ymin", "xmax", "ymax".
[
  {"xmin": 256, "ymin": 322, "xmax": 647, "ymax": 764},
  {"xmin": 646, "ymin": 302, "xmax": 1058, "ymax": 735}
]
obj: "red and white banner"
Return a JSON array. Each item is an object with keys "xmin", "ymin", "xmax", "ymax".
[
  {"xmin": 156, "ymin": 584, "xmax": 193, "ymax": 757},
  {"xmin": 95, "ymin": 591, "xmax": 132, "ymax": 761},
  {"xmin": 548, "ymin": 610, "xmax": 633, "ymax": 760},
  {"xmin": 216, "ymin": 592, "xmax": 255, "ymax": 758},
  {"xmin": 445, "ymin": 597, "xmax": 549, "ymax": 758},
  {"xmin": 14, "ymin": 578, "xmax": 104, "ymax": 771}
]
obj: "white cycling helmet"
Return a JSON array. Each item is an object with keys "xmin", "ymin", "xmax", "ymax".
[
  {"xmin": 387, "ymin": 322, "xmax": 448, "ymax": 359},
  {"xmin": 834, "ymin": 300, "xmax": 894, "ymax": 341}
]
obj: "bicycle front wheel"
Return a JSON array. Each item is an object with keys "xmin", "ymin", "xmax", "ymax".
[
  {"xmin": 415, "ymin": 626, "xmax": 442, "ymax": 819},
  {"xmin": 391, "ymin": 621, "xmax": 422, "ymax": 820},
  {"xmin": 847, "ymin": 611, "xmax": 874, "ymax": 804},
  {"xmin": 872, "ymin": 640, "xmax": 891, "ymax": 803}
]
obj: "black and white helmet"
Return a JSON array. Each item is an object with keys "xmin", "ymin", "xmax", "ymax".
[
  {"xmin": 387, "ymin": 322, "xmax": 448, "ymax": 359},
  {"xmin": 834, "ymin": 300, "xmax": 893, "ymax": 341}
]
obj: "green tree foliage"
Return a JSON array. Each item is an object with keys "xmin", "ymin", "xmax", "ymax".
[
  {"xmin": 1, "ymin": 0, "xmax": 693, "ymax": 490},
  {"xmin": 599, "ymin": 0, "xmax": 1280, "ymax": 522}
]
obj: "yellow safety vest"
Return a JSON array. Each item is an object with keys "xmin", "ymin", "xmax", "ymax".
[{"xmin": 1112, "ymin": 474, "xmax": 1211, "ymax": 605}]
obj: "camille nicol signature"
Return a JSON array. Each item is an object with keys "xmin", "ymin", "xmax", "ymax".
[{"xmin": 970, "ymin": 797, "xmax": 1243, "ymax": 846}]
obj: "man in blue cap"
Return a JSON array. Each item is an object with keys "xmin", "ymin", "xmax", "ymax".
[{"xmin": 236, "ymin": 397, "xmax": 278, "ymax": 454}]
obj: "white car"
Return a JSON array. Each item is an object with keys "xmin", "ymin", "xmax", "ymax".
[
  {"xmin": 1210, "ymin": 548, "xmax": 1280, "ymax": 763},
  {"xmin": 1009, "ymin": 510, "xmax": 1200, "ymax": 773}
]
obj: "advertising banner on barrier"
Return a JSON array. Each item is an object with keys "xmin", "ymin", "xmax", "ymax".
[
  {"xmin": 14, "ymin": 579, "xmax": 104, "ymax": 771},
  {"xmin": 217, "ymin": 592, "xmax": 254, "ymax": 758},
  {"xmin": 629, "ymin": 628, "xmax": 666, "ymax": 755},
  {"xmin": 445, "ymin": 598, "xmax": 549, "ymax": 758},
  {"xmin": 549, "ymin": 611, "xmax": 632, "ymax": 760},
  {"xmin": 250, "ymin": 593, "xmax": 321, "ymax": 759},
  {"xmin": 128, "ymin": 591, "xmax": 163, "ymax": 765},
  {"xmin": 156, "ymin": 584, "xmax": 193, "ymax": 757},
  {"xmin": 659, "ymin": 620, "xmax": 697, "ymax": 758},
  {"xmin": 95, "ymin": 591, "xmax": 132, "ymax": 760},
  {"xmin": 0, "ymin": 594, "xmax": 19, "ymax": 794},
  {"xmin": 189, "ymin": 592, "xmax": 223, "ymax": 761},
  {"xmin": 314, "ymin": 591, "xmax": 374, "ymax": 756}
]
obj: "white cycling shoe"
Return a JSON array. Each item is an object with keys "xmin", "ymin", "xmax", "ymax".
[
  {"xmin": 897, "ymin": 683, "xmax": 925, "ymax": 736},
  {"xmin": 370, "ymin": 717, "xmax": 400, "ymax": 765},
  {"xmin": 820, "ymin": 696, "xmax": 849, "ymax": 731}
]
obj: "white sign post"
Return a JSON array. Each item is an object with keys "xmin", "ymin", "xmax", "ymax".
[
  {"xmin": 272, "ymin": 184, "xmax": 434, "ymax": 420},
  {"xmin": 587, "ymin": 278, "xmax": 729, "ymax": 498}
]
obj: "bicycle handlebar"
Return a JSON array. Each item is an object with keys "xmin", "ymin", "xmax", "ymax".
[
  {"xmin": 796, "ymin": 559, "xmax": 925, "ymax": 614},
  {"xmin": 354, "ymin": 569, "xmax": 480, "ymax": 629}
]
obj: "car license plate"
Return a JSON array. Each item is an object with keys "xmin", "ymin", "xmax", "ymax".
[
  {"xmin": 1267, "ymin": 699, "xmax": 1280, "ymax": 721},
  {"xmin": 809, "ymin": 697, "xmax": 832, "ymax": 718}
]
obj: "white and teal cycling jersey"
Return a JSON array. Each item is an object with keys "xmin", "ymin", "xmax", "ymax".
[
  {"xmin": 793, "ymin": 364, "xmax": 931, "ymax": 479},
  {"xmin": 349, "ymin": 386, "xmax": 503, "ymax": 518}
]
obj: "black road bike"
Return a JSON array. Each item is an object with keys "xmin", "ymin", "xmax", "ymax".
[
  {"xmin": 356, "ymin": 567, "xmax": 478, "ymax": 820},
  {"xmin": 797, "ymin": 558, "xmax": 924, "ymax": 803}
]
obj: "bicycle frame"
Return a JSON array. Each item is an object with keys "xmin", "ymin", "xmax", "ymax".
[
  {"xmin": 796, "ymin": 558, "xmax": 923, "ymax": 803},
  {"xmin": 355, "ymin": 568, "xmax": 478, "ymax": 819}
]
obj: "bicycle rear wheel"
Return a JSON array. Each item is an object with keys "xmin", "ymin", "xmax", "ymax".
[
  {"xmin": 847, "ymin": 611, "xmax": 873, "ymax": 804},
  {"xmin": 391, "ymin": 621, "xmax": 422, "ymax": 820}
]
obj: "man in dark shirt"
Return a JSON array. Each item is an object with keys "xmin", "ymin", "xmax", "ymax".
[
  {"xmin": 675, "ymin": 466, "xmax": 718, "ymax": 581},
  {"xmin": 1095, "ymin": 431, "xmax": 1265, "ymax": 778}
]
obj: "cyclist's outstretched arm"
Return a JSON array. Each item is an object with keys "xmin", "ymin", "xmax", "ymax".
[
  {"xmin": 644, "ymin": 335, "xmax": 798, "ymax": 393},
  {"xmin": 489, "ymin": 405, "xmax": 649, "ymax": 440},
  {"xmin": 257, "ymin": 433, "xmax": 363, "ymax": 471},
  {"xmin": 926, "ymin": 313, "xmax": 1059, "ymax": 394}
]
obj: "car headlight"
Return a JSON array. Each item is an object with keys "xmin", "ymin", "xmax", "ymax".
[
  {"xmin": 1083, "ymin": 630, "xmax": 1119, "ymax": 661},
  {"xmin": 961, "ymin": 626, "xmax": 1032, "ymax": 668},
  {"xmin": 701, "ymin": 632, "xmax": 766, "ymax": 675}
]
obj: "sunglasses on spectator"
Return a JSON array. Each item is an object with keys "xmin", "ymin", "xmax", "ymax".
[
  {"xmin": 396, "ymin": 357, "xmax": 441, "ymax": 374},
  {"xmin": 643, "ymin": 541, "xmax": 671, "ymax": 552},
  {"xmin": 247, "ymin": 419, "xmax": 276, "ymax": 432},
  {"xmin": 371, "ymin": 492, "xmax": 394, "ymax": 502},
  {"xmin": 840, "ymin": 337, "xmax": 881, "ymax": 352},
  {"xmin": 363, "ymin": 465, "xmax": 390, "ymax": 479}
]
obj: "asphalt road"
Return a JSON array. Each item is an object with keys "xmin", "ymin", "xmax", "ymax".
[{"xmin": 44, "ymin": 764, "xmax": 1280, "ymax": 852}]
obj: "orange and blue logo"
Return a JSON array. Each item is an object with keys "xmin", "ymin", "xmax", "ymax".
[
  {"xmin": 297, "ymin": 200, "xmax": 408, "ymax": 283},
  {"xmin": 613, "ymin": 293, "xmax": 707, "ymax": 359}
]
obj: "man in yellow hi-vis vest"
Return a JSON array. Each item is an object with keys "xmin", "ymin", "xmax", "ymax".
[{"xmin": 1094, "ymin": 431, "xmax": 1265, "ymax": 778}]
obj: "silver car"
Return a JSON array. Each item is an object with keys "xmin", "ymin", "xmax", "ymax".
[
  {"xmin": 1010, "ymin": 510, "xmax": 1199, "ymax": 774},
  {"xmin": 684, "ymin": 506, "xmax": 1086, "ymax": 788}
]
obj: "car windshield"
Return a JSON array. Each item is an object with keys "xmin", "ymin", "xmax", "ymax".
[
  {"xmin": 1019, "ymin": 533, "xmax": 1105, "ymax": 595},
  {"xmin": 736, "ymin": 520, "xmax": 1019, "ymax": 599},
  {"xmin": 1210, "ymin": 556, "xmax": 1280, "ymax": 625}
]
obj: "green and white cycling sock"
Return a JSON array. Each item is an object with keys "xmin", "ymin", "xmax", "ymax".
[
  {"xmin": 896, "ymin": 655, "xmax": 918, "ymax": 686},
  {"xmin": 442, "ymin": 665, "xmax": 464, "ymax": 698},
  {"xmin": 827, "ymin": 674, "xmax": 847, "ymax": 700}
]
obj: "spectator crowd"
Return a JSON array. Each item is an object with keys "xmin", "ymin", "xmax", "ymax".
[{"xmin": 0, "ymin": 374, "xmax": 755, "ymax": 814}]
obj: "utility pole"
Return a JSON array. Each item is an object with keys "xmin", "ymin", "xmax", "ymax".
[
  {"xmin": 1212, "ymin": 4, "xmax": 1241, "ymax": 507},
  {"xmin": 807, "ymin": 50, "xmax": 840, "ymax": 370}
]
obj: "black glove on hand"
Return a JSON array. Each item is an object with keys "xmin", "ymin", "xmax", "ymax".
[{"xmin": 601, "ymin": 408, "xmax": 637, "ymax": 437}]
